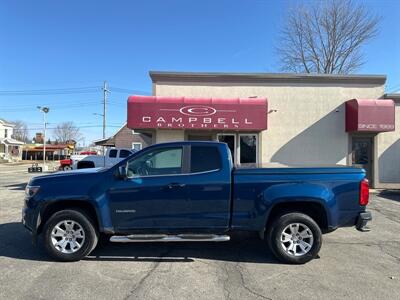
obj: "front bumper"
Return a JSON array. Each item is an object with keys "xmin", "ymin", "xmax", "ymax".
[
  {"xmin": 356, "ymin": 211, "xmax": 372, "ymax": 232},
  {"xmin": 22, "ymin": 202, "xmax": 40, "ymax": 245}
]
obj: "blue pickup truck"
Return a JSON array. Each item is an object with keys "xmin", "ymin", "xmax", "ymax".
[{"xmin": 22, "ymin": 141, "xmax": 371, "ymax": 264}]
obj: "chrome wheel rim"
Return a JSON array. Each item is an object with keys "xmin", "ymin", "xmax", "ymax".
[
  {"xmin": 51, "ymin": 220, "xmax": 85, "ymax": 254},
  {"xmin": 280, "ymin": 223, "xmax": 314, "ymax": 257}
]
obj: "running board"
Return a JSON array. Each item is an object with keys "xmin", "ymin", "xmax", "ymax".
[{"xmin": 109, "ymin": 234, "xmax": 230, "ymax": 243}]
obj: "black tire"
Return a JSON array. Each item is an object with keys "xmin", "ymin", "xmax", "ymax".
[
  {"xmin": 43, "ymin": 209, "xmax": 98, "ymax": 262},
  {"xmin": 266, "ymin": 212, "xmax": 322, "ymax": 264}
]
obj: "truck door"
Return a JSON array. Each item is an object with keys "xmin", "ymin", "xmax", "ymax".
[
  {"xmin": 183, "ymin": 144, "xmax": 231, "ymax": 229},
  {"xmin": 108, "ymin": 145, "xmax": 191, "ymax": 230}
]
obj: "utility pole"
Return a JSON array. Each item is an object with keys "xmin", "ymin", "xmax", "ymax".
[
  {"xmin": 102, "ymin": 81, "xmax": 109, "ymax": 139},
  {"xmin": 37, "ymin": 106, "xmax": 50, "ymax": 170},
  {"xmin": 102, "ymin": 81, "xmax": 109, "ymax": 156}
]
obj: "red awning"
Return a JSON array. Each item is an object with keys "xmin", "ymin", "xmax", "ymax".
[
  {"xmin": 345, "ymin": 99, "xmax": 395, "ymax": 132},
  {"xmin": 127, "ymin": 96, "xmax": 268, "ymax": 131}
]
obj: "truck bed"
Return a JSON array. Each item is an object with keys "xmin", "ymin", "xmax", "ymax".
[{"xmin": 234, "ymin": 163, "xmax": 364, "ymax": 175}]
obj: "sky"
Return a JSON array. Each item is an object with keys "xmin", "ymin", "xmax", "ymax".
[{"xmin": 1, "ymin": 0, "xmax": 399, "ymax": 145}]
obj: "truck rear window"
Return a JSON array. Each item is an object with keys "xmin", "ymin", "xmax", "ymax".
[
  {"xmin": 119, "ymin": 150, "xmax": 131, "ymax": 158},
  {"xmin": 190, "ymin": 146, "xmax": 221, "ymax": 173},
  {"xmin": 109, "ymin": 149, "xmax": 118, "ymax": 158}
]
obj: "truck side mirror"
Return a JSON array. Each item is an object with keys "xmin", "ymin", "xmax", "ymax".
[{"xmin": 118, "ymin": 165, "xmax": 127, "ymax": 179}]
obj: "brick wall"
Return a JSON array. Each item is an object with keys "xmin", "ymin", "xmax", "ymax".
[{"xmin": 114, "ymin": 125, "xmax": 152, "ymax": 149}]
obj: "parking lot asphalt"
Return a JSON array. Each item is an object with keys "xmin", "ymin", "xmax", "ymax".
[{"xmin": 0, "ymin": 163, "xmax": 399, "ymax": 300}]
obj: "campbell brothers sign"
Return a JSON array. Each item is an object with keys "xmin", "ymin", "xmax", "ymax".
[{"xmin": 127, "ymin": 96, "xmax": 268, "ymax": 130}]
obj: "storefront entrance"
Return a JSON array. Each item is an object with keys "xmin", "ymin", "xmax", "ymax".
[
  {"xmin": 351, "ymin": 136, "xmax": 374, "ymax": 184},
  {"xmin": 217, "ymin": 134, "xmax": 236, "ymax": 163},
  {"xmin": 217, "ymin": 133, "xmax": 258, "ymax": 165}
]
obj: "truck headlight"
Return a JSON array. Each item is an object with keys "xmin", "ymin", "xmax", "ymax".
[{"xmin": 25, "ymin": 185, "xmax": 40, "ymax": 198}]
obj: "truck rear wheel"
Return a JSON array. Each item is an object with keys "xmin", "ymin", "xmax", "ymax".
[
  {"xmin": 266, "ymin": 212, "xmax": 322, "ymax": 264},
  {"xmin": 43, "ymin": 209, "xmax": 98, "ymax": 262}
]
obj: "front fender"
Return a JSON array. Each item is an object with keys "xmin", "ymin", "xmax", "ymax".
[{"xmin": 36, "ymin": 195, "xmax": 113, "ymax": 234}]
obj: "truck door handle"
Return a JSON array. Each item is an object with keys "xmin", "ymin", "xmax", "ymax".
[{"xmin": 167, "ymin": 183, "xmax": 186, "ymax": 189}]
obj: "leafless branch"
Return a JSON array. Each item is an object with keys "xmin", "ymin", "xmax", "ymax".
[
  {"xmin": 276, "ymin": 0, "xmax": 381, "ymax": 74},
  {"xmin": 11, "ymin": 120, "xmax": 29, "ymax": 143},
  {"xmin": 53, "ymin": 122, "xmax": 82, "ymax": 143}
]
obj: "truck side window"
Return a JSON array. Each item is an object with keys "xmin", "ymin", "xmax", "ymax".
[
  {"xmin": 190, "ymin": 146, "xmax": 221, "ymax": 173},
  {"xmin": 109, "ymin": 149, "xmax": 118, "ymax": 158},
  {"xmin": 119, "ymin": 150, "xmax": 131, "ymax": 158},
  {"xmin": 127, "ymin": 147, "xmax": 183, "ymax": 177}
]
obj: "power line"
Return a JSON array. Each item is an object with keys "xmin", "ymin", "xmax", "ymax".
[
  {"xmin": 1, "ymin": 97, "xmax": 105, "ymax": 107},
  {"xmin": 0, "ymin": 85, "xmax": 150, "ymax": 96},
  {"xmin": 109, "ymin": 86, "xmax": 150, "ymax": 95},
  {"xmin": 0, "ymin": 101, "xmax": 103, "ymax": 112},
  {"xmin": 0, "ymin": 86, "xmax": 101, "ymax": 96},
  {"xmin": 386, "ymin": 83, "xmax": 400, "ymax": 94},
  {"xmin": 24, "ymin": 125, "xmax": 122, "ymax": 131}
]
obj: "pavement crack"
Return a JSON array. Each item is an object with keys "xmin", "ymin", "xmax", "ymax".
[
  {"xmin": 220, "ymin": 263, "xmax": 232, "ymax": 300},
  {"xmin": 377, "ymin": 243, "xmax": 400, "ymax": 264},
  {"xmin": 235, "ymin": 262, "xmax": 272, "ymax": 300},
  {"xmin": 123, "ymin": 249, "xmax": 172, "ymax": 300},
  {"xmin": 370, "ymin": 206, "xmax": 400, "ymax": 225}
]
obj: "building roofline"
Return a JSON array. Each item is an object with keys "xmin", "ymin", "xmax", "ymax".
[
  {"xmin": 149, "ymin": 71, "xmax": 387, "ymax": 85},
  {"xmin": 383, "ymin": 93, "xmax": 400, "ymax": 101},
  {"xmin": 92, "ymin": 122, "xmax": 127, "ymax": 145},
  {"xmin": 0, "ymin": 119, "xmax": 15, "ymax": 127}
]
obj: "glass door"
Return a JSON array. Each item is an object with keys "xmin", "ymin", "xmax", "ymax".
[
  {"xmin": 217, "ymin": 133, "xmax": 259, "ymax": 165},
  {"xmin": 239, "ymin": 134, "xmax": 258, "ymax": 164},
  {"xmin": 217, "ymin": 134, "xmax": 236, "ymax": 164},
  {"xmin": 352, "ymin": 137, "xmax": 373, "ymax": 183}
]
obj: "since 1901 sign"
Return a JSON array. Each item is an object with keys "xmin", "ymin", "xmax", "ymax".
[{"xmin": 127, "ymin": 96, "xmax": 268, "ymax": 131}]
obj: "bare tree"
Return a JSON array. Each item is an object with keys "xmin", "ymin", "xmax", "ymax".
[
  {"xmin": 276, "ymin": 0, "xmax": 380, "ymax": 74},
  {"xmin": 53, "ymin": 122, "xmax": 82, "ymax": 143},
  {"xmin": 11, "ymin": 120, "xmax": 29, "ymax": 142}
]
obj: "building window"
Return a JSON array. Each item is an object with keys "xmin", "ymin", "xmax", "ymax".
[
  {"xmin": 217, "ymin": 134, "xmax": 236, "ymax": 164},
  {"xmin": 239, "ymin": 134, "xmax": 258, "ymax": 164},
  {"xmin": 4, "ymin": 129, "xmax": 8, "ymax": 138},
  {"xmin": 216, "ymin": 133, "xmax": 259, "ymax": 165},
  {"xmin": 132, "ymin": 142, "xmax": 142, "ymax": 151}
]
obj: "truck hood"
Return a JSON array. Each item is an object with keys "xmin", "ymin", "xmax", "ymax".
[{"xmin": 31, "ymin": 167, "xmax": 105, "ymax": 181}]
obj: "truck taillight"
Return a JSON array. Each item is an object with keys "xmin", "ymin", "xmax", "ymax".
[{"xmin": 360, "ymin": 179, "xmax": 369, "ymax": 206}]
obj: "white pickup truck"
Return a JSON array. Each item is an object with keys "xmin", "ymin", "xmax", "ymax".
[{"xmin": 60, "ymin": 148, "xmax": 135, "ymax": 170}]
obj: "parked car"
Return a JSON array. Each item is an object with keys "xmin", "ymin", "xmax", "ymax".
[
  {"xmin": 22, "ymin": 141, "xmax": 371, "ymax": 264},
  {"xmin": 59, "ymin": 151, "xmax": 97, "ymax": 171},
  {"xmin": 59, "ymin": 148, "xmax": 134, "ymax": 170}
]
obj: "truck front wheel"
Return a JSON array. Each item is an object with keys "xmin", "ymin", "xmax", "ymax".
[
  {"xmin": 267, "ymin": 212, "xmax": 322, "ymax": 264},
  {"xmin": 43, "ymin": 209, "xmax": 98, "ymax": 262}
]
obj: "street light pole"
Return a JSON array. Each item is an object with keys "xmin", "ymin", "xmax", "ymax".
[{"xmin": 37, "ymin": 106, "xmax": 50, "ymax": 169}]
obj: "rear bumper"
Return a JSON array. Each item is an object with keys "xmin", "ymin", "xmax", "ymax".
[{"xmin": 356, "ymin": 211, "xmax": 372, "ymax": 231}]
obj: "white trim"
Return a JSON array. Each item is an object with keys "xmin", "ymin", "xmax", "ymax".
[{"xmin": 132, "ymin": 142, "xmax": 142, "ymax": 151}]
